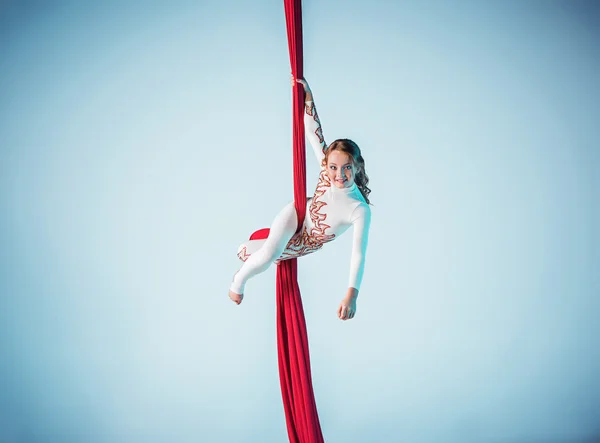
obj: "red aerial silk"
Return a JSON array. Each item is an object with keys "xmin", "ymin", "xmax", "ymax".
[
  {"xmin": 277, "ymin": 1, "xmax": 324, "ymax": 442},
  {"xmin": 248, "ymin": 3, "xmax": 323, "ymax": 440}
]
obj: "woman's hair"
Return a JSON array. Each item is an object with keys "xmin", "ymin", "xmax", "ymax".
[{"xmin": 324, "ymin": 139, "xmax": 371, "ymax": 205}]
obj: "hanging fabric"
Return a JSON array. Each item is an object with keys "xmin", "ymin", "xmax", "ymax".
[{"xmin": 276, "ymin": 1, "xmax": 325, "ymax": 441}]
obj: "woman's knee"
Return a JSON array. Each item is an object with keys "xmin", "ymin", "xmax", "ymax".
[{"xmin": 275, "ymin": 201, "xmax": 298, "ymax": 226}]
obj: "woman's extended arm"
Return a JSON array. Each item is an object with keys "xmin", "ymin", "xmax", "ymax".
[
  {"xmin": 293, "ymin": 77, "xmax": 326, "ymax": 166},
  {"xmin": 338, "ymin": 203, "xmax": 372, "ymax": 320}
]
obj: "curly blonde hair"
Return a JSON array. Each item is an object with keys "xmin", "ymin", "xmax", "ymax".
[{"xmin": 323, "ymin": 139, "xmax": 371, "ymax": 205}]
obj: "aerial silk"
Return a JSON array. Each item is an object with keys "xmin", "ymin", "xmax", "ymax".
[
  {"xmin": 246, "ymin": 2, "xmax": 323, "ymax": 440},
  {"xmin": 278, "ymin": 1, "xmax": 324, "ymax": 441}
]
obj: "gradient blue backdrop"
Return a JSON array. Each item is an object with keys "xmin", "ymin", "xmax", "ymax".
[{"xmin": 1, "ymin": 1, "xmax": 598, "ymax": 442}]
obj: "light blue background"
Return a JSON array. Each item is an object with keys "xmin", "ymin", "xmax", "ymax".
[{"xmin": 1, "ymin": 1, "xmax": 598, "ymax": 442}]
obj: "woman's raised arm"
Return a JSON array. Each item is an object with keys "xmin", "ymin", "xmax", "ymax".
[{"xmin": 292, "ymin": 76, "xmax": 326, "ymax": 166}]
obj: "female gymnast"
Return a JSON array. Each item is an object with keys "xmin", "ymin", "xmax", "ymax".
[{"xmin": 229, "ymin": 77, "xmax": 372, "ymax": 321}]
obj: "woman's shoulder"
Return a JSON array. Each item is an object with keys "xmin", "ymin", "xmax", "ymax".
[{"xmin": 349, "ymin": 200, "xmax": 371, "ymax": 223}]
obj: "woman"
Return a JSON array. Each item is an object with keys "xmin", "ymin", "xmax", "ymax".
[{"xmin": 229, "ymin": 77, "xmax": 372, "ymax": 321}]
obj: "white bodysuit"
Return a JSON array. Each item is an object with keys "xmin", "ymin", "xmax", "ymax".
[{"xmin": 230, "ymin": 100, "xmax": 371, "ymax": 295}]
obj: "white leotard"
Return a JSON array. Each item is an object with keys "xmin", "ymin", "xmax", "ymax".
[{"xmin": 230, "ymin": 100, "xmax": 371, "ymax": 294}]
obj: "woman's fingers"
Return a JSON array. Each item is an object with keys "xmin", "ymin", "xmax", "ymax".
[
  {"xmin": 339, "ymin": 305, "xmax": 348, "ymax": 320},
  {"xmin": 290, "ymin": 76, "xmax": 309, "ymax": 90},
  {"xmin": 337, "ymin": 303, "xmax": 356, "ymax": 320},
  {"xmin": 347, "ymin": 307, "xmax": 355, "ymax": 320}
]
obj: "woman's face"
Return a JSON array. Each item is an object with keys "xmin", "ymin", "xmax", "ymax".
[{"xmin": 325, "ymin": 149, "xmax": 355, "ymax": 189}]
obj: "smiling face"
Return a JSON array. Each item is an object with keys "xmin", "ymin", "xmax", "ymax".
[{"xmin": 325, "ymin": 149, "xmax": 356, "ymax": 189}]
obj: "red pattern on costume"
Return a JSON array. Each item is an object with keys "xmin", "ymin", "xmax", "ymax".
[
  {"xmin": 279, "ymin": 169, "xmax": 335, "ymax": 260},
  {"xmin": 307, "ymin": 102, "xmax": 325, "ymax": 145},
  {"xmin": 237, "ymin": 246, "xmax": 250, "ymax": 262}
]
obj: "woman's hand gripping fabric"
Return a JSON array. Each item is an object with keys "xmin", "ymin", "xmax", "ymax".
[{"xmin": 291, "ymin": 75, "xmax": 313, "ymax": 102}]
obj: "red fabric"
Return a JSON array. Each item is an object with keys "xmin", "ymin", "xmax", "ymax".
[
  {"xmin": 276, "ymin": 259, "xmax": 324, "ymax": 443},
  {"xmin": 277, "ymin": 1, "xmax": 324, "ymax": 442},
  {"xmin": 249, "ymin": 228, "xmax": 270, "ymax": 241},
  {"xmin": 284, "ymin": 0, "xmax": 307, "ymax": 225}
]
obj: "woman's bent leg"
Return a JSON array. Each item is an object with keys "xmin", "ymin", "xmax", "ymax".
[{"xmin": 230, "ymin": 202, "xmax": 298, "ymax": 295}]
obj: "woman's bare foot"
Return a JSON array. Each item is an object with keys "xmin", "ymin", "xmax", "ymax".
[
  {"xmin": 229, "ymin": 290, "xmax": 243, "ymax": 305},
  {"xmin": 229, "ymin": 271, "xmax": 243, "ymax": 304}
]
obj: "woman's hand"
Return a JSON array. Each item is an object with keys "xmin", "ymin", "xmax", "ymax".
[
  {"xmin": 337, "ymin": 287, "xmax": 359, "ymax": 320},
  {"xmin": 290, "ymin": 74, "xmax": 313, "ymax": 101}
]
